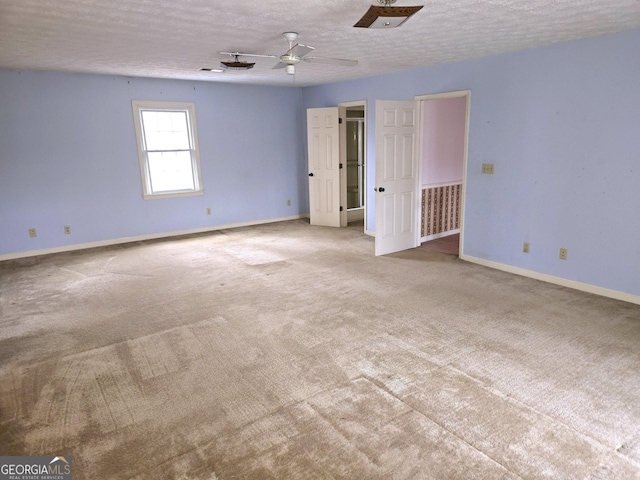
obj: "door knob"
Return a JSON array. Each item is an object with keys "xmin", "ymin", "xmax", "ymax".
[
  {"xmin": 308, "ymin": 173, "xmax": 314, "ymax": 177},
  {"xmin": 378, "ymin": 187, "xmax": 385, "ymax": 192}
]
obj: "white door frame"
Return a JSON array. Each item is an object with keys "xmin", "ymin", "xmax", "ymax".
[
  {"xmin": 415, "ymin": 90, "xmax": 471, "ymax": 256},
  {"xmin": 339, "ymin": 100, "xmax": 367, "ymax": 229}
]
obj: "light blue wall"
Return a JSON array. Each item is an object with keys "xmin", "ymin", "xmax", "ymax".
[
  {"xmin": 0, "ymin": 71, "xmax": 307, "ymax": 256},
  {"xmin": 2, "ymin": 29, "xmax": 639, "ymax": 297},
  {"xmin": 302, "ymin": 29, "xmax": 640, "ymax": 297}
]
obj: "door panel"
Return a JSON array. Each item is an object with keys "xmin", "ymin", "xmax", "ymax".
[
  {"xmin": 401, "ymin": 134, "xmax": 415, "ymax": 178},
  {"xmin": 382, "ymin": 195, "xmax": 395, "ymax": 236},
  {"xmin": 382, "ymin": 135, "xmax": 396, "ymax": 181},
  {"xmin": 400, "ymin": 192, "xmax": 414, "ymax": 233},
  {"xmin": 375, "ymin": 100, "xmax": 419, "ymax": 256},
  {"xmin": 307, "ymin": 107, "xmax": 341, "ymax": 227}
]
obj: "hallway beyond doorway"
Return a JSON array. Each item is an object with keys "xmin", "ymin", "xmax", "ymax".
[{"xmin": 420, "ymin": 233, "xmax": 459, "ymax": 256}]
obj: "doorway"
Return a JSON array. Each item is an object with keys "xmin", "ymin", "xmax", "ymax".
[
  {"xmin": 416, "ymin": 91, "xmax": 470, "ymax": 257},
  {"xmin": 370, "ymin": 92, "xmax": 469, "ymax": 256},
  {"xmin": 339, "ymin": 101, "xmax": 367, "ymax": 227},
  {"xmin": 345, "ymin": 107, "xmax": 365, "ymax": 219}
]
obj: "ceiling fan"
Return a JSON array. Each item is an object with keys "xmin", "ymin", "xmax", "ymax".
[{"xmin": 219, "ymin": 32, "xmax": 358, "ymax": 75}]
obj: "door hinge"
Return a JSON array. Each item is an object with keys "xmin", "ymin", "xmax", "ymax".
[
  {"xmin": 339, "ymin": 163, "xmax": 343, "ymax": 169},
  {"xmin": 340, "ymin": 206, "xmax": 344, "ymax": 211},
  {"xmin": 339, "ymin": 118, "xmax": 343, "ymax": 124}
]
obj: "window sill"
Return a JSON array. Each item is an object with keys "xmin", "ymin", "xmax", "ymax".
[{"xmin": 143, "ymin": 190, "xmax": 204, "ymax": 200}]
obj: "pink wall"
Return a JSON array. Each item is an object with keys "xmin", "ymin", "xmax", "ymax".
[{"xmin": 422, "ymin": 96, "xmax": 466, "ymax": 185}]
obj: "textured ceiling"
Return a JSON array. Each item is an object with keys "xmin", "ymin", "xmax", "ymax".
[{"xmin": 1, "ymin": 0, "xmax": 640, "ymax": 87}]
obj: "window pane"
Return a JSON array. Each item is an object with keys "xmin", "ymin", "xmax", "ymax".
[
  {"xmin": 142, "ymin": 110, "xmax": 190, "ymax": 151},
  {"xmin": 133, "ymin": 101, "xmax": 202, "ymax": 198},
  {"xmin": 147, "ymin": 151, "xmax": 195, "ymax": 193}
]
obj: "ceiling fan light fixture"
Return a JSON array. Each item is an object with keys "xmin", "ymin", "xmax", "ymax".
[
  {"xmin": 354, "ymin": 3, "xmax": 424, "ymax": 28},
  {"xmin": 220, "ymin": 61, "xmax": 255, "ymax": 70},
  {"xmin": 285, "ymin": 65, "xmax": 296, "ymax": 75}
]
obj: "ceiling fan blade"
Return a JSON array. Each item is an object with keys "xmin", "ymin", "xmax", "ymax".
[
  {"xmin": 219, "ymin": 51, "xmax": 278, "ymax": 59},
  {"xmin": 285, "ymin": 44, "xmax": 314, "ymax": 58},
  {"xmin": 303, "ymin": 56, "xmax": 358, "ymax": 67},
  {"xmin": 272, "ymin": 62, "xmax": 286, "ymax": 69}
]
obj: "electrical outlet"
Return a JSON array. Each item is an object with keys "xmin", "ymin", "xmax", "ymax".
[
  {"xmin": 559, "ymin": 248, "xmax": 568, "ymax": 260},
  {"xmin": 206, "ymin": 207, "xmax": 211, "ymax": 215},
  {"xmin": 523, "ymin": 242, "xmax": 530, "ymax": 253},
  {"xmin": 481, "ymin": 163, "xmax": 495, "ymax": 174},
  {"xmin": 28, "ymin": 228, "xmax": 37, "ymax": 238},
  {"xmin": 64, "ymin": 225, "xmax": 71, "ymax": 235}
]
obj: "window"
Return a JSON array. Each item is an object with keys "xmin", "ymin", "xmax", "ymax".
[{"xmin": 132, "ymin": 101, "xmax": 203, "ymax": 199}]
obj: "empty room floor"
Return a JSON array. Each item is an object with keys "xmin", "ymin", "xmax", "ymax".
[{"xmin": 1, "ymin": 219, "xmax": 639, "ymax": 479}]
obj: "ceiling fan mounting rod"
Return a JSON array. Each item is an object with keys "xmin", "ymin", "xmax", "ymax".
[{"xmin": 378, "ymin": 0, "xmax": 397, "ymax": 5}]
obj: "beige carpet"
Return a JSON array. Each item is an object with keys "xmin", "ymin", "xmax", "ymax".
[{"xmin": 1, "ymin": 219, "xmax": 639, "ymax": 479}]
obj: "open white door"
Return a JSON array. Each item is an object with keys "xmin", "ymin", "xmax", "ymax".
[
  {"xmin": 374, "ymin": 100, "xmax": 419, "ymax": 256},
  {"xmin": 307, "ymin": 107, "xmax": 341, "ymax": 227}
]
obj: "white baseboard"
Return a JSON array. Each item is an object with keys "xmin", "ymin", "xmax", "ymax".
[
  {"xmin": 460, "ymin": 254, "xmax": 640, "ymax": 306},
  {"xmin": 0, "ymin": 215, "xmax": 307, "ymax": 261},
  {"xmin": 347, "ymin": 208, "xmax": 365, "ymax": 222},
  {"xmin": 421, "ymin": 229, "xmax": 460, "ymax": 243}
]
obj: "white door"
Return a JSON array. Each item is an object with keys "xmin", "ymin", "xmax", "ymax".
[
  {"xmin": 374, "ymin": 100, "xmax": 419, "ymax": 256},
  {"xmin": 307, "ymin": 107, "xmax": 341, "ymax": 227}
]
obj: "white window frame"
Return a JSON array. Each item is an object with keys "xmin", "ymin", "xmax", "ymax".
[{"xmin": 132, "ymin": 100, "xmax": 204, "ymax": 199}]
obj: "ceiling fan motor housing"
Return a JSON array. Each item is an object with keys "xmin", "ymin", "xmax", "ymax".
[{"xmin": 280, "ymin": 54, "xmax": 301, "ymax": 65}]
